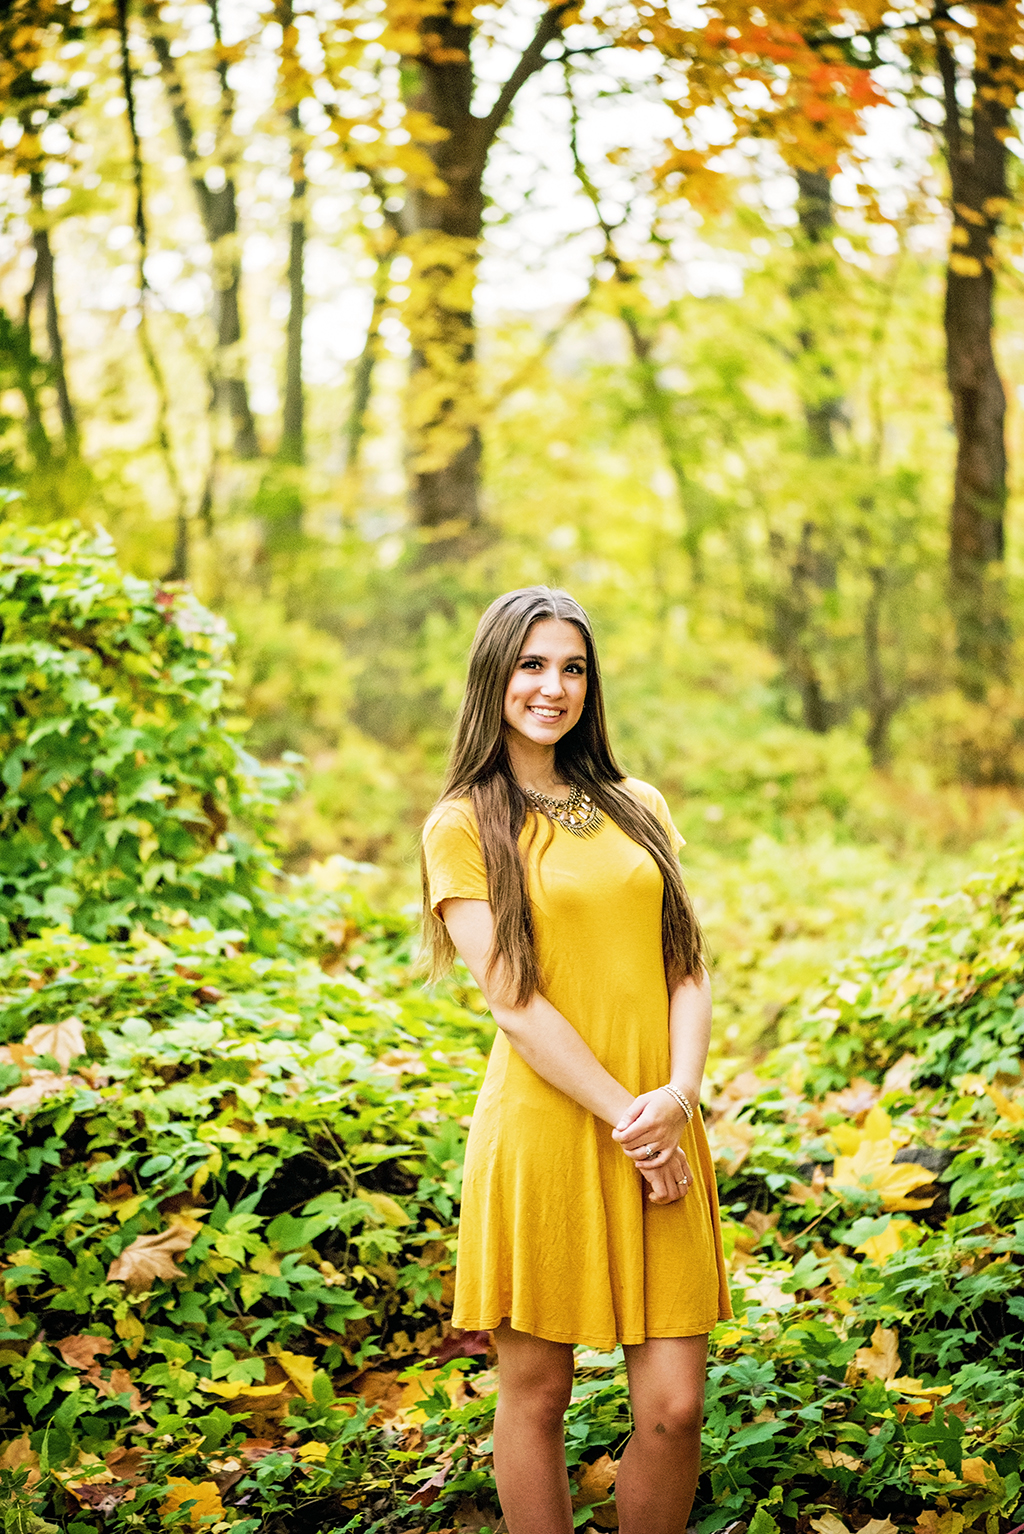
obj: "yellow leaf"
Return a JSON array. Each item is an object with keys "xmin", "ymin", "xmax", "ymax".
[
  {"xmin": 986, "ymin": 1085, "xmax": 1024, "ymax": 1123},
  {"xmin": 364, "ymin": 1192, "xmax": 410, "ymax": 1227},
  {"xmin": 889, "ymin": 1377, "xmax": 952, "ymax": 1398},
  {"xmin": 855, "ymin": 1218, "xmax": 918, "ymax": 1264},
  {"xmin": 200, "ymin": 1379, "xmax": 287, "ymax": 1400},
  {"xmin": 269, "ymin": 1347, "xmax": 316, "ymax": 1402},
  {"xmin": 296, "ymin": 1441, "xmax": 330, "ymax": 1461},
  {"xmin": 827, "ymin": 1140, "xmax": 935, "ymax": 1211},
  {"xmin": 115, "ymin": 1313, "xmax": 146, "ymax": 1360},
  {"xmin": 862, "ymin": 1104, "xmax": 893, "ymax": 1140},
  {"xmin": 860, "ymin": 1521, "xmax": 899, "ymax": 1534},
  {"xmin": 161, "ymin": 1478, "xmax": 225, "ymax": 1527},
  {"xmin": 960, "ymin": 1456, "xmax": 993, "ymax": 1485},
  {"xmin": 829, "ymin": 1123, "xmax": 862, "ymax": 1155},
  {"xmin": 23, "ymin": 1016, "xmax": 86, "ymax": 1070},
  {"xmin": 949, "ymin": 253, "xmax": 983, "ymax": 277},
  {"xmin": 113, "ymin": 1194, "xmax": 146, "ymax": 1226},
  {"xmin": 849, "ymin": 1323, "xmax": 901, "ymax": 1383}
]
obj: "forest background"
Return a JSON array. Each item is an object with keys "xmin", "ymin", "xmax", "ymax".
[{"xmin": 2, "ymin": 0, "xmax": 1024, "ymax": 1531}]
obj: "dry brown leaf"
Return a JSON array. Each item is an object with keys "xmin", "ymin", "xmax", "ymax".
[
  {"xmin": 0, "ymin": 1434, "xmax": 40, "ymax": 1486},
  {"xmin": 452, "ymin": 1498, "xmax": 503, "ymax": 1532},
  {"xmin": 859, "ymin": 1519, "xmax": 899, "ymax": 1534},
  {"xmin": 55, "ymin": 1334, "xmax": 113, "ymax": 1370},
  {"xmin": 848, "ymin": 1323, "xmax": 901, "ymax": 1384},
  {"xmin": 572, "ymin": 1453, "xmax": 618, "ymax": 1508},
  {"xmin": 106, "ymin": 1226, "xmax": 195, "ymax": 1293},
  {"xmin": 814, "ymin": 1447, "xmax": 864, "ymax": 1471},
  {"xmin": 0, "ymin": 1069, "xmax": 87, "ymax": 1114},
  {"xmin": 23, "ymin": 1016, "xmax": 86, "ymax": 1070},
  {"xmin": 87, "ymin": 1366, "xmax": 145, "ymax": 1413},
  {"xmin": 743, "ymin": 1210, "xmax": 779, "ymax": 1239},
  {"xmin": 809, "ymin": 1516, "xmax": 851, "ymax": 1534},
  {"xmin": 708, "ymin": 1120, "xmax": 756, "ymax": 1175},
  {"xmin": 161, "ymin": 1477, "xmax": 225, "ymax": 1527}
]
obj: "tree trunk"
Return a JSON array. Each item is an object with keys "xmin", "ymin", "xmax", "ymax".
[
  {"xmin": 344, "ymin": 250, "xmax": 392, "ymax": 472},
  {"xmin": 400, "ymin": 1, "xmax": 569, "ymax": 539},
  {"xmin": 23, "ymin": 173, "xmax": 78, "ymax": 455},
  {"xmin": 792, "ymin": 168, "xmax": 844, "ymax": 457},
  {"xmin": 143, "ymin": 1, "xmax": 260, "ymax": 461},
  {"xmin": 1, "ymin": 307, "xmax": 51, "ymax": 467},
  {"xmin": 280, "ymin": 105, "xmax": 305, "ymax": 469},
  {"xmin": 939, "ymin": 39, "xmax": 1009, "ymax": 696}
]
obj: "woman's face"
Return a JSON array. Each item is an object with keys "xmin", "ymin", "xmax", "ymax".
[{"xmin": 503, "ymin": 618, "xmax": 588, "ymax": 750}]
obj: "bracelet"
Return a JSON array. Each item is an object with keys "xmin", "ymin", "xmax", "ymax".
[{"xmin": 660, "ymin": 1083, "xmax": 694, "ymax": 1122}]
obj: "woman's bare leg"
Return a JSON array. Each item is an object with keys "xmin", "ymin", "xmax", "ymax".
[
  {"xmin": 492, "ymin": 1321, "xmax": 575, "ymax": 1534},
  {"xmin": 615, "ymin": 1334, "xmax": 708, "ymax": 1534}
]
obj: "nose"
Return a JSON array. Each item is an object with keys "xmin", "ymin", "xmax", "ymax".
[{"xmin": 539, "ymin": 667, "xmax": 565, "ymax": 697}]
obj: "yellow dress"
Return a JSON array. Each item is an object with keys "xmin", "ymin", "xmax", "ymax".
[{"xmin": 423, "ymin": 778, "xmax": 732, "ymax": 1349}]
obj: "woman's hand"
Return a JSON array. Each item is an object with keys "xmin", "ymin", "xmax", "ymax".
[
  {"xmin": 638, "ymin": 1145, "xmax": 695, "ymax": 1204},
  {"xmin": 612, "ymin": 1088, "xmax": 690, "ymax": 1168}
]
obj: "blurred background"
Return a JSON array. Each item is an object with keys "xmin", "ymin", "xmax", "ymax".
[{"xmin": 4, "ymin": 0, "xmax": 1024, "ymax": 1059}]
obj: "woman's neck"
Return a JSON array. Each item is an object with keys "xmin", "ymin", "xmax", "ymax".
[{"xmin": 505, "ymin": 733, "xmax": 569, "ymax": 796}]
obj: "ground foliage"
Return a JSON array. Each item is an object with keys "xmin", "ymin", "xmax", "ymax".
[{"xmin": 0, "ymin": 532, "xmax": 1022, "ymax": 1534}]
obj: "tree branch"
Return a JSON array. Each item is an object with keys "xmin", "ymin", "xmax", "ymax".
[{"xmin": 480, "ymin": 1, "xmax": 573, "ymax": 150}]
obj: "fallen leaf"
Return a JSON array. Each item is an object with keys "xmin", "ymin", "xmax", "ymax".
[
  {"xmin": 889, "ymin": 1376, "xmax": 952, "ymax": 1398},
  {"xmin": 107, "ymin": 1226, "xmax": 195, "ymax": 1293},
  {"xmin": 55, "ymin": 1334, "xmax": 113, "ymax": 1370},
  {"xmin": 270, "ymin": 1347, "xmax": 316, "ymax": 1402},
  {"xmin": 914, "ymin": 1514, "xmax": 964, "ymax": 1534},
  {"xmin": 960, "ymin": 1455, "xmax": 993, "ymax": 1485},
  {"xmin": 0, "ymin": 1069, "xmax": 87, "ymax": 1114},
  {"xmin": 859, "ymin": 1520, "xmax": 899, "ymax": 1534},
  {"xmin": 115, "ymin": 1313, "xmax": 146, "ymax": 1360},
  {"xmin": 708, "ymin": 1119, "xmax": 755, "ymax": 1175},
  {"xmin": 809, "ymin": 1516, "xmax": 850, "ymax": 1534},
  {"xmin": 881, "ymin": 1052, "xmax": 920, "ymax": 1095},
  {"xmin": 0, "ymin": 1434, "xmax": 40, "ymax": 1486},
  {"xmin": 86, "ymin": 1366, "xmax": 146, "ymax": 1413},
  {"xmin": 827, "ymin": 1139, "xmax": 936, "ymax": 1211},
  {"xmin": 985, "ymin": 1085, "xmax": 1024, "ymax": 1123},
  {"xmin": 364, "ymin": 1191, "xmax": 411, "ymax": 1227},
  {"xmin": 814, "ymin": 1448, "xmax": 863, "ymax": 1471},
  {"xmin": 23, "ymin": 1016, "xmax": 86, "ymax": 1070},
  {"xmin": 572, "ymin": 1452, "xmax": 618, "ymax": 1508},
  {"xmin": 200, "ymin": 1379, "xmax": 288, "ymax": 1401},
  {"xmin": 161, "ymin": 1478, "xmax": 225, "ymax": 1527},
  {"xmin": 849, "ymin": 1323, "xmax": 901, "ymax": 1384},
  {"xmin": 855, "ymin": 1218, "xmax": 919, "ymax": 1265},
  {"xmin": 296, "ymin": 1441, "xmax": 330, "ymax": 1462}
]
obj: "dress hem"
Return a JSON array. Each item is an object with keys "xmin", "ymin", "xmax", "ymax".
[{"xmin": 452, "ymin": 1312, "xmax": 721, "ymax": 1349}]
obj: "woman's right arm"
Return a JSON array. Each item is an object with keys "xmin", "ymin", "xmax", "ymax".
[{"xmin": 441, "ymin": 897, "xmax": 689, "ymax": 1203}]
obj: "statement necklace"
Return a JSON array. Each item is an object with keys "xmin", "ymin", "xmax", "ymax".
[{"xmin": 524, "ymin": 782, "xmax": 604, "ymax": 839}]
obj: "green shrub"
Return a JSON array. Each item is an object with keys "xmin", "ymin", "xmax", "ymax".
[{"xmin": 0, "ymin": 523, "xmax": 288, "ymax": 949}]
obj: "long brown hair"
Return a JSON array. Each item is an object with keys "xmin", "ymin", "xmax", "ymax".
[{"xmin": 422, "ymin": 586, "xmax": 704, "ymax": 1004}]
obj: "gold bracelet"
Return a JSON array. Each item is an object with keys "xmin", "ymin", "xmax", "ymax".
[{"xmin": 660, "ymin": 1083, "xmax": 693, "ymax": 1121}]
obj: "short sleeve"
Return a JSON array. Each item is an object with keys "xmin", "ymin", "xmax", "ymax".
[
  {"xmin": 422, "ymin": 801, "xmax": 490, "ymax": 916},
  {"xmin": 624, "ymin": 779, "xmax": 686, "ymax": 854}
]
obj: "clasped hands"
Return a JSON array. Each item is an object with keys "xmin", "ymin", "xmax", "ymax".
[{"xmin": 612, "ymin": 1089, "xmax": 695, "ymax": 1205}]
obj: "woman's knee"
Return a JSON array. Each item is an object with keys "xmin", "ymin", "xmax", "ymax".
[{"xmin": 634, "ymin": 1388, "xmax": 705, "ymax": 1439}]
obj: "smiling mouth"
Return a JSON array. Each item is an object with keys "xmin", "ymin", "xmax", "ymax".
[{"xmin": 528, "ymin": 706, "xmax": 564, "ymax": 720}]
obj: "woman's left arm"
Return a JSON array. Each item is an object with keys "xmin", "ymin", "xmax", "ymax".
[{"xmin": 611, "ymin": 969, "xmax": 712, "ymax": 1169}]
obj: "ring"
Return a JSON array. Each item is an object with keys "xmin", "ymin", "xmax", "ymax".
[
  {"xmin": 644, "ymin": 1144, "xmax": 658, "ymax": 1161},
  {"xmin": 676, "ymin": 1178, "xmax": 687, "ymax": 1185}
]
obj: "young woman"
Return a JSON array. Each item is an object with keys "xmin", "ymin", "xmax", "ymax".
[{"xmin": 422, "ymin": 587, "xmax": 730, "ymax": 1534}]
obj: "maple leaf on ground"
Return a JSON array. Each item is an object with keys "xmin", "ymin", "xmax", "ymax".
[
  {"xmin": 106, "ymin": 1226, "xmax": 195, "ymax": 1293},
  {"xmin": 0, "ymin": 1069, "xmax": 88, "ymax": 1114},
  {"xmin": 815, "ymin": 1448, "xmax": 864, "ymax": 1471},
  {"xmin": 827, "ymin": 1138, "xmax": 936, "ymax": 1211},
  {"xmin": 847, "ymin": 1324, "xmax": 901, "ymax": 1384},
  {"xmin": 55, "ymin": 1334, "xmax": 113, "ymax": 1370},
  {"xmin": 859, "ymin": 1522, "xmax": 899, "ymax": 1534},
  {"xmin": 571, "ymin": 1453, "xmax": 618, "ymax": 1508},
  {"xmin": 161, "ymin": 1478, "xmax": 225, "ymax": 1528},
  {"xmin": 269, "ymin": 1346, "xmax": 317, "ymax": 1402},
  {"xmin": 87, "ymin": 1365, "xmax": 146, "ymax": 1413},
  {"xmin": 0, "ymin": 1434, "xmax": 40, "ymax": 1486},
  {"xmin": 23, "ymin": 1016, "xmax": 86, "ymax": 1070},
  {"xmin": 809, "ymin": 1516, "xmax": 850, "ymax": 1534}
]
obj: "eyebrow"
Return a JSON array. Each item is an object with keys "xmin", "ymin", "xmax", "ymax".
[{"xmin": 518, "ymin": 651, "xmax": 587, "ymax": 663}]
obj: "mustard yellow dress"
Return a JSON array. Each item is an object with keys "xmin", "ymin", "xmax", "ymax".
[{"xmin": 423, "ymin": 778, "xmax": 732, "ymax": 1349}]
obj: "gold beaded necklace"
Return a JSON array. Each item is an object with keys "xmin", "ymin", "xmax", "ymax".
[{"xmin": 524, "ymin": 782, "xmax": 604, "ymax": 839}]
